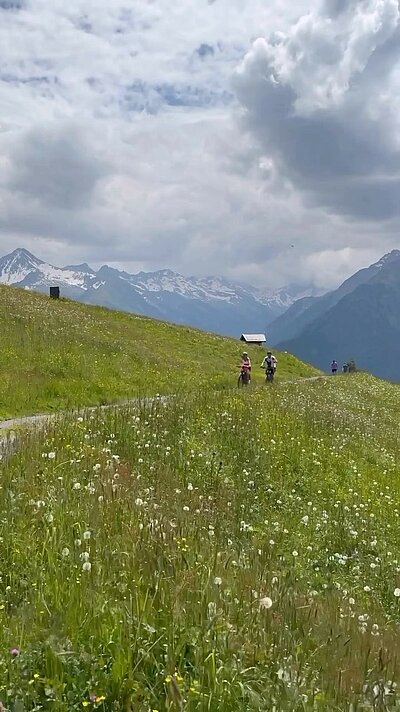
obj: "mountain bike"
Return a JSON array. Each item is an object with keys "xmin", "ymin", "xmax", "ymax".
[{"xmin": 238, "ymin": 369, "xmax": 251, "ymax": 387}]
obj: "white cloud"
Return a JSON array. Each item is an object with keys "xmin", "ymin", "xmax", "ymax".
[
  {"xmin": 234, "ymin": 0, "xmax": 400, "ymax": 222},
  {"xmin": 0, "ymin": 0, "xmax": 398, "ymax": 289}
]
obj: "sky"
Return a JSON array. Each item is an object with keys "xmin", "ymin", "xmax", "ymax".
[{"xmin": 0, "ymin": 0, "xmax": 399, "ymax": 289}]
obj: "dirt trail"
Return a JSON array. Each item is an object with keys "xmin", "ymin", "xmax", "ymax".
[{"xmin": 0, "ymin": 376, "xmax": 326, "ymax": 436}]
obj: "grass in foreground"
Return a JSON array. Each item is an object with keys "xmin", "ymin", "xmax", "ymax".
[
  {"xmin": 2, "ymin": 374, "xmax": 400, "ymax": 709},
  {"xmin": 0, "ymin": 286, "xmax": 318, "ymax": 419}
]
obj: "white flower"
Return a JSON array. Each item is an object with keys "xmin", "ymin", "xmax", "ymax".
[
  {"xmin": 135, "ymin": 498, "xmax": 144, "ymax": 507},
  {"xmin": 48, "ymin": 452, "xmax": 56, "ymax": 460},
  {"xmin": 82, "ymin": 561, "xmax": 92, "ymax": 572},
  {"xmin": 83, "ymin": 530, "xmax": 91, "ymax": 540},
  {"xmin": 73, "ymin": 482, "xmax": 81, "ymax": 490},
  {"xmin": 61, "ymin": 548, "xmax": 70, "ymax": 558},
  {"xmin": 207, "ymin": 601, "xmax": 217, "ymax": 618},
  {"xmin": 292, "ymin": 550, "xmax": 299, "ymax": 557},
  {"xmin": 348, "ymin": 597, "xmax": 355, "ymax": 605},
  {"xmin": 214, "ymin": 577, "xmax": 222, "ymax": 586},
  {"xmin": 98, "ymin": 495, "xmax": 104, "ymax": 503},
  {"xmin": 74, "ymin": 538, "xmax": 82, "ymax": 547},
  {"xmin": 93, "ymin": 464, "xmax": 101, "ymax": 472},
  {"xmin": 77, "ymin": 417, "xmax": 84, "ymax": 423},
  {"xmin": 46, "ymin": 513, "xmax": 54, "ymax": 524},
  {"xmin": 183, "ymin": 506, "xmax": 190, "ymax": 512},
  {"xmin": 394, "ymin": 588, "xmax": 400, "ymax": 597},
  {"xmin": 187, "ymin": 483, "xmax": 194, "ymax": 491},
  {"xmin": 364, "ymin": 585, "xmax": 371, "ymax": 593},
  {"xmin": 259, "ymin": 596, "xmax": 273, "ymax": 610}
]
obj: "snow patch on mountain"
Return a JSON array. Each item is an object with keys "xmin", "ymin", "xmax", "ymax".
[{"xmin": 0, "ymin": 247, "xmax": 308, "ymax": 337}]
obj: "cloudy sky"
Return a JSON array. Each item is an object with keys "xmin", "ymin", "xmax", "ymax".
[{"xmin": 0, "ymin": 0, "xmax": 399, "ymax": 289}]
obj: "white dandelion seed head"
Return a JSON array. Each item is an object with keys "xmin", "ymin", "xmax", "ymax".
[
  {"xmin": 82, "ymin": 561, "xmax": 92, "ymax": 572},
  {"xmin": 259, "ymin": 596, "xmax": 273, "ymax": 610}
]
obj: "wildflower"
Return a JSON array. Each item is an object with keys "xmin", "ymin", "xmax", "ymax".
[
  {"xmin": 207, "ymin": 601, "xmax": 217, "ymax": 618},
  {"xmin": 292, "ymin": 550, "xmax": 299, "ymax": 557},
  {"xmin": 187, "ymin": 483, "xmax": 194, "ymax": 491},
  {"xmin": 48, "ymin": 452, "xmax": 56, "ymax": 460},
  {"xmin": 46, "ymin": 513, "xmax": 54, "ymax": 524},
  {"xmin": 73, "ymin": 482, "xmax": 81, "ymax": 490},
  {"xmin": 183, "ymin": 506, "xmax": 190, "ymax": 512},
  {"xmin": 214, "ymin": 576, "xmax": 222, "ymax": 586},
  {"xmin": 394, "ymin": 588, "xmax": 400, "ymax": 597},
  {"xmin": 364, "ymin": 585, "xmax": 371, "ymax": 592},
  {"xmin": 82, "ymin": 561, "xmax": 92, "ymax": 572},
  {"xmin": 93, "ymin": 464, "xmax": 101, "ymax": 472},
  {"xmin": 83, "ymin": 530, "xmax": 91, "ymax": 540},
  {"xmin": 348, "ymin": 597, "xmax": 355, "ymax": 605},
  {"xmin": 62, "ymin": 547, "xmax": 70, "ymax": 558},
  {"xmin": 10, "ymin": 647, "xmax": 20, "ymax": 657},
  {"xmin": 75, "ymin": 539, "xmax": 82, "ymax": 547},
  {"xmin": 80, "ymin": 551, "xmax": 90, "ymax": 561},
  {"xmin": 135, "ymin": 498, "xmax": 144, "ymax": 507},
  {"xmin": 259, "ymin": 596, "xmax": 273, "ymax": 610}
]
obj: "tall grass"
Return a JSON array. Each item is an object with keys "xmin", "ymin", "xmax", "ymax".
[
  {"xmin": 0, "ymin": 286, "xmax": 318, "ymax": 419},
  {"xmin": 2, "ymin": 374, "xmax": 400, "ymax": 709}
]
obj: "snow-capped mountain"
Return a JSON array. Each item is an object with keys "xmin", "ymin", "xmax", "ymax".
[{"xmin": 0, "ymin": 248, "xmax": 298, "ymax": 337}]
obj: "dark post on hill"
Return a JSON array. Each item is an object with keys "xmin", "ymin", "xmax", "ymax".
[{"xmin": 50, "ymin": 287, "xmax": 60, "ymax": 300}]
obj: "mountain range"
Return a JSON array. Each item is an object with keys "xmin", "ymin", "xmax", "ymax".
[
  {"xmin": 3, "ymin": 246, "xmax": 400, "ymax": 379},
  {"xmin": 269, "ymin": 249, "xmax": 400, "ymax": 380},
  {"xmin": 0, "ymin": 248, "xmax": 309, "ymax": 337}
]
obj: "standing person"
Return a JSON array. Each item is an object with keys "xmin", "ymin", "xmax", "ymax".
[{"xmin": 331, "ymin": 359, "xmax": 338, "ymax": 375}]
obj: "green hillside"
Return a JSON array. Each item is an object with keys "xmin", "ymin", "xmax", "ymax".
[
  {"xmin": 0, "ymin": 285, "xmax": 319, "ymax": 419},
  {"xmin": 2, "ymin": 373, "xmax": 400, "ymax": 709}
]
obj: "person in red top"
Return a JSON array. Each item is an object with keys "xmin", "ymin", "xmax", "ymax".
[{"xmin": 241, "ymin": 352, "xmax": 252, "ymax": 380}]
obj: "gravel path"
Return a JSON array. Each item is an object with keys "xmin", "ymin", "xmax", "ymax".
[{"xmin": 0, "ymin": 376, "xmax": 326, "ymax": 435}]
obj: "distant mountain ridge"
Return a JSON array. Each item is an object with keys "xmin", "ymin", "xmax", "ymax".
[
  {"xmin": 0, "ymin": 248, "xmax": 307, "ymax": 337},
  {"xmin": 270, "ymin": 249, "xmax": 400, "ymax": 380}
]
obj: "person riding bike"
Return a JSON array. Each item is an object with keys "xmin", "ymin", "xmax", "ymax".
[
  {"xmin": 240, "ymin": 352, "xmax": 252, "ymax": 377},
  {"xmin": 261, "ymin": 351, "xmax": 277, "ymax": 374}
]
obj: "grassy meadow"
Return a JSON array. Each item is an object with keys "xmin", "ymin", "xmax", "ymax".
[
  {"xmin": 2, "ymin": 373, "xmax": 400, "ymax": 709},
  {"xmin": 0, "ymin": 286, "xmax": 318, "ymax": 419}
]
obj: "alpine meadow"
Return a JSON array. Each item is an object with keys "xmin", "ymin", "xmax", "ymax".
[{"xmin": 1, "ymin": 287, "xmax": 400, "ymax": 710}]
